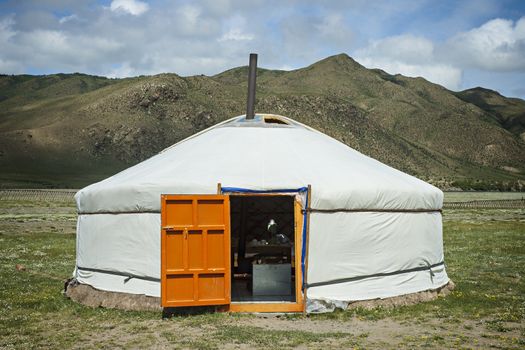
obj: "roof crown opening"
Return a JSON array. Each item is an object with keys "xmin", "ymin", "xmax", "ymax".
[{"xmin": 224, "ymin": 114, "xmax": 297, "ymax": 128}]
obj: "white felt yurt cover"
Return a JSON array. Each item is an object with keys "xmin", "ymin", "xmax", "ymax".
[{"xmin": 74, "ymin": 114, "xmax": 449, "ymax": 312}]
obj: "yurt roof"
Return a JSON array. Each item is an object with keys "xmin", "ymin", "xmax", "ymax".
[{"xmin": 76, "ymin": 114, "xmax": 442, "ymax": 213}]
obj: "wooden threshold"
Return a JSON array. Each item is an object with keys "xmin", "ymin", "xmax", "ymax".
[{"xmin": 229, "ymin": 302, "xmax": 304, "ymax": 313}]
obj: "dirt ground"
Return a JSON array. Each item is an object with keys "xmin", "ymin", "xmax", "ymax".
[{"xmin": 43, "ymin": 311, "xmax": 522, "ymax": 349}]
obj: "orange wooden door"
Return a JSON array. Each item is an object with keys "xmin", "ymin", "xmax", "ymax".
[{"xmin": 161, "ymin": 195, "xmax": 230, "ymax": 307}]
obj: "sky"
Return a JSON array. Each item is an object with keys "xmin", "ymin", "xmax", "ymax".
[{"xmin": 0, "ymin": 0, "xmax": 524, "ymax": 98}]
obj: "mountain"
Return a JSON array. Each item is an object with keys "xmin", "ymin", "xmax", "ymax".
[
  {"xmin": 1, "ymin": 54, "xmax": 524, "ymax": 190},
  {"xmin": 454, "ymin": 87, "xmax": 525, "ymax": 139}
]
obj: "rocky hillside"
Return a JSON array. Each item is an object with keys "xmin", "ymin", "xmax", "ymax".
[{"xmin": 0, "ymin": 54, "xmax": 524, "ymax": 190}]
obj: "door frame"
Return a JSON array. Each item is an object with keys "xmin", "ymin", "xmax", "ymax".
[
  {"xmin": 220, "ymin": 186, "xmax": 308, "ymax": 313},
  {"xmin": 227, "ymin": 194, "xmax": 304, "ymax": 312}
]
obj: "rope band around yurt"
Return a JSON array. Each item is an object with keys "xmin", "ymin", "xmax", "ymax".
[
  {"xmin": 306, "ymin": 261, "xmax": 445, "ymax": 288},
  {"xmin": 76, "ymin": 260, "xmax": 446, "ymax": 289},
  {"xmin": 76, "ymin": 266, "xmax": 160, "ymax": 283},
  {"xmin": 306, "ymin": 208, "xmax": 442, "ymax": 213}
]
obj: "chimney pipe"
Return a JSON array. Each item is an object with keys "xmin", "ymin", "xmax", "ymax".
[{"xmin": 245, "ymin": 53, "xmax": 257, "ymax": 120}]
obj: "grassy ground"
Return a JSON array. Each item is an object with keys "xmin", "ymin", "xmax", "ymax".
[{"xmin": 0, "ymin": 198, "xmax": 524, "ymax": 349}]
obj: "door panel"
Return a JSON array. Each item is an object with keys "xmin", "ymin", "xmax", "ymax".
[
  {"xmin": 207, "ymin": 230, "xmax": 225, "ymax": 269},
  {"xmin": 161, "ymin": 195, "xmax": 230, "ymax": 307},
  {"xmin": 198, "ymin": 273, "xmax": 226, "ymax": 301},
  {"xmin": 165, "ymin": 230, "xmax": 184, "ymax": 271}
]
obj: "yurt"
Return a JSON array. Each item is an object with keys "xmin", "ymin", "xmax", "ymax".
[
  {"xmin": 69, "ymin": 54, "xmax": 450, "ymax": 313},
  {"xmin": 71, "ymin": 112, "xmax": 450, "ymax": 313}
]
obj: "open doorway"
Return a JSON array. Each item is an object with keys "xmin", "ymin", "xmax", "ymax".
[{"xmin": 230, "ymin": 195, "xmax": 296, "ymax": 303}]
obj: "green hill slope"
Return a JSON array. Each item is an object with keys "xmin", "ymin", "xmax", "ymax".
[{"xmin": 0, "ymin": 54, "xmax": 524, "ymax": 190}]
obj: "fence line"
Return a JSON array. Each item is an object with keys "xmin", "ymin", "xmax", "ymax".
[
  {"xmin": 443, "ymin": 199, "xmax": 525, "ymax": 209},
  {"xmin": 0, "ymin": 189, "xmax": 77, "ymax": 202}
]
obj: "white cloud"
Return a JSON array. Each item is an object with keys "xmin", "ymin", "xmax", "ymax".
[
  {"xmin": 0, "ymin": 57, "xmax": 23, "ymax": 74},
  {"xmin": 59, "ymin": 14, "xmax": 78, "ymax": 24},
  {"xmin": 0, "ymin": 21, "xmax": 124, "ymax": 74},
  {"xmin": 356, "ymin": 35, "xmax": 434, "ymax": 63},
  {"xmin": 0, "ymin": 16, "xmax": 16, "ymax": 43},
  {"xmin": 107, "ymin": 62, "xmax": 136, "ymax": 78},
  {"xmin": 0, "ymin": 17, "xmax": 22, "ymax": 74},
  {"xmin": 110, "ymin": 0, "xmax": 149, "ymax": 16},
  {"xmin": 315, "ymin": 14, "xmax": 352, "ymax": 47},
  {"xmin": 18, "ymin": 29, "xmax": 122, "ymax": 60},
  {"xmin": 25, "ymin": 29, "xmax": 68, "ymax": 53},
  {"xmin": 352, "ymin": 16, "xmax": 525, "ymax": 92},
  {"xmin": 444, "ymin": 17, "xmax": 525, "ymax": 71},
  {"xmin": 218, "ymin": 28, "xmax": 254, "ymax": 42},
  {"xmin": 357, "ymin": 57, "xmax": 462, "ymax": 90},
  {"xmin": 276, "ymin": 64, "xmax": 295, "ymax": 71},
  {"xmin": 280, "ymin": 12, "xmax": 354, "ymax": 64},
  {"xmin": 178, "ymin": 5, "xmax": 200, "ymax": 25},
  {"xmin": 354, "ymin": 34, "xmax": 462, "ymax": 90}
]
